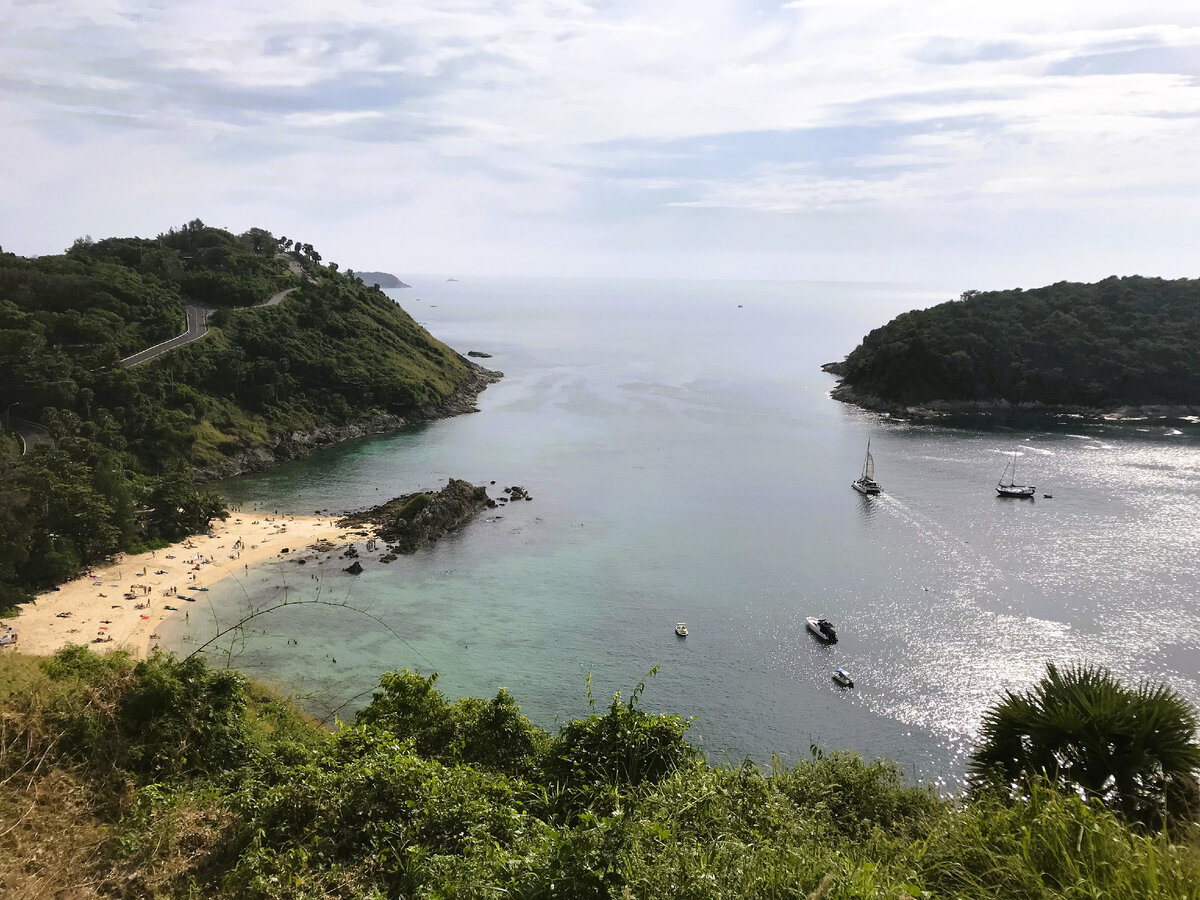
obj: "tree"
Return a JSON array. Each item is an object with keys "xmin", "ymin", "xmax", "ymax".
[
  {"xmin": 970, "ymin": 663, "xmax": 1200, "ymax": 827},
  {"xmin": 147, "ymin": 471, "xmax": 228, "ymax": 540}
]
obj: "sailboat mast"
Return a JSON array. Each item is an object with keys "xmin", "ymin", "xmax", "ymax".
[{"xmin": 999, "ymin": 452, "xmax": 1016, "ymax": 486}]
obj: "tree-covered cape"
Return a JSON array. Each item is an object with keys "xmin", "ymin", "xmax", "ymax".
[
  {"xmin": 834, "ymin": 276, "xmax": 1200, "ymax": 409},
  {"xmin": 0, "ymin": 222, "xmax": 474, "ymax": 608}
]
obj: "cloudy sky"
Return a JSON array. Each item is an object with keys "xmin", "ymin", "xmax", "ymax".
[{"xmin": 4, "ymin": 0, "xmax": 1200, "ymax": 287}]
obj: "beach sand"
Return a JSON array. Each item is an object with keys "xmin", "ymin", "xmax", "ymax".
[{"xmin": 2, "ymin": 510, "xmax": 354, "ymax": 659}]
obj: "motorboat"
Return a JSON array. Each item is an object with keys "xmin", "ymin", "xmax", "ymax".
[
  {"xmin": 675, "ymin": 622, "xmax": 688, "ymax": 637},
  {"xmin": 851, "ymin": 439, "xmax": 882, "ymax": 495},
  {"xmin": 806, "ymin": 616, "xmax": 838, "ymax": 643},
  {"xmin": 832, "ymin": 668, "xmax": 854, "ymax": 688}
]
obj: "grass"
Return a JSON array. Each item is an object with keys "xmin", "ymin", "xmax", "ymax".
[
  {"xmin": 0, "ymin": 653, "xmax": 46, "ymax": 702},
  {"xmin": 2, "ymin": 650, "xmax": 1199, "ymax": 899}
]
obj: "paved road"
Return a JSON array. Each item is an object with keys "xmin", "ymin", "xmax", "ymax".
[
  {"xmin": 119, "ymin": 303, "xmax": 213, "ymax": 368},
  {"xmin": 9, "ymin": 417, "xmax": 53, "ymax": 456},
  {"xmin": 118, "ymin": 275, "xmax": 303, "ymax": 369},
  {"xmin": 264, "ymin": 287, "xmax": 296, "ymax": 307}
]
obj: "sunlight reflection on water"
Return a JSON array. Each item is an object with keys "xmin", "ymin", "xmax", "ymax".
[{"xmin": 197, "ymin": 278, "xmax": 1200, "ymax": 784}]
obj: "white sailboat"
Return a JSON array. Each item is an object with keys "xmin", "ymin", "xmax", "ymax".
[
  {"xmin": 996, "ymin": 452, "xmax": 1035, "ymax": 498},
  {"xmin": 851, "ymin": 439, "xmax": 881, "ymax": 495}
]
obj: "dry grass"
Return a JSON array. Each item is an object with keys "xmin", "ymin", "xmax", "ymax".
[
  {"xmin": 0, "ymin": 690, "xmax": 238, "ymax": 900},
  {"xmin": 0, "ymin": 768, "xmax": 117, "ymax": 899}
]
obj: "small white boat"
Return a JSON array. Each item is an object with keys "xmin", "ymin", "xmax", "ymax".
[
  {"xmin": 675, "ymin": 622, "xmax": 688, "ymax": 637},
  {"xmin": 832, "ymin": 668, "xmax": 854, "ymax": 688},
  {"xmin": 851, "ymin": 439, "xmax": 881, "ymax": 495},
  {"xmin": 996, "ymin": 452, "xmax": 1035, "ymax": 498},
  {"xmin": 806, "ymin": 616, "xmax": 838, "ymax": 644}
]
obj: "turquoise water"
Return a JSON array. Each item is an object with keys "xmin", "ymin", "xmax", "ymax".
[{"xmin": 183, "ymin": 277, "xmax": 1200, "ymax": 784}]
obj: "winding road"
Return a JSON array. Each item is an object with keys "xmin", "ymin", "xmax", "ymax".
[
  {"xmin": 118, "ymin": 287, "xmax": 297, "ymax": 369},
  {"xmin": 119, "ymin": 302, "xmax": 213, "ymax": 368},
  {"xmin": 7, "ymin": 276, "xmax": 305, "ymax": 451},
  {"xmin": 9, "ymin": 417, "xmax": 52, "ymax": 456}
]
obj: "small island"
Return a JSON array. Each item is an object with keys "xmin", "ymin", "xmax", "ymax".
[
  {"xmin": 826, "ymin": 275, "xmax": 1200, "ymax": 417},
  {"xmin": 355, "ymin": 271, "xmax": 410, "ymax": 288}
]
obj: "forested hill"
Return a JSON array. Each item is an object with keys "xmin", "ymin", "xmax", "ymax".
[
  {"xmin": 0, "ymin": 221, "xmax": 481, "ymax": 608},
  {"xmin": 355, "ymin": 271, "xmax": 410, "ymax": 288},
  {"xmin": 831, "ymin": 276, "xmax": 1200, "ymax": 410}
]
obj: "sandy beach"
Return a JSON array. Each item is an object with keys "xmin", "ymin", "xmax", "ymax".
[{"xmin": 2, "ymin": 509, "xmax": 353, "ymax": 659}]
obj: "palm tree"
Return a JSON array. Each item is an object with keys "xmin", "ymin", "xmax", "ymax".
[{"xmin": 970, "ymin": 663, "xmax": 1200, "ymax": 827}]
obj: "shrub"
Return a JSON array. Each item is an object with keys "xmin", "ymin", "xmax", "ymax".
[
  {"xmin": 353, "ymin": 670, "xmax": 548, "ymax": 775},
  {"xmin": 543, "ymin": 672, "xmax": 698, "ymax": 795},
  {"xmin": 970, "ymin": 663, "xmax": 1200, "ymax": 827}
]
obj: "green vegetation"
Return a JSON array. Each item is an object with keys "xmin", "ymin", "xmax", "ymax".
[
  {"xmin": 970, "ymin": 663, "xmax": 1200, "ymax": 828},
  {"xmin": 2, "ymin": 649, "xmax": 1198, "ymax": 898},
  {"xmin": 0, "ymin": 222, "xmax": 473, "ymax": 608},
  {"xmin": 836, "ymin": 276, "xmax": 1200, "ymax": 408},
  {"xmin": 355, "ymin": 271, "xmax": 409, "ymax": 289}
]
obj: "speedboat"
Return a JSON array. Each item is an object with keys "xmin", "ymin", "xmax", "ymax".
[
  {"xmin": 832, "ymin": 668, "xmax": 854, "ymax": 688},
  {"xmin": 806, "ymin": 616, "xmax": 838, "ymax": 643},
  {"xmin": 675, "ymin": 622, "xmax": 688, "ymax": 637}
]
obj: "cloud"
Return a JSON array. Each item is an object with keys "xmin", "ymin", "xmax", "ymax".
[{"xmin": 2, "ymin": 0, "xmax": 1200, "ymax": 283}]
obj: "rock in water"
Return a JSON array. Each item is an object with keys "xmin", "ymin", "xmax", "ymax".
[
  {"xmin": 344, "ymin": 561, "xmax": 363, "ymax": 575},
  {"xmin": 341, "ymin": 478, "xmax": 493, "ymax": 555}
]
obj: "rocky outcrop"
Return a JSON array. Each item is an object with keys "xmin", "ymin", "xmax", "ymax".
[
  {"xmin": 467, "ymin": 350, "xmax": 493, "ymax": 358},
  {"xmin": 341, "ymin": 478, "xmax": 492, "ymax": 555},
  {"xmin": 820, "ymin": 360, "xmax": 848, "ymax": 377},
  {"xmin": 194, "ymin": 360, "xmax": 502, "ymax": 480},
  {"xmin": 827, "ymin": 378, "xmax": 1200, "ymax": 421}
]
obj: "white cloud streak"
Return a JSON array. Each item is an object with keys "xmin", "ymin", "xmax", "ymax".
[{"xmin": 2, "ymin": 0, "xmax": 1200, "ymax": 283}]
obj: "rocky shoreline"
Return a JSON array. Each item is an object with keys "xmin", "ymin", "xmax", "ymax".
[
  {"xmin": 339, "ymin": 478, "xmax": 495, "ymax": 558},
  {"xmin": 823, "ymin": 364, "xmax": 1200, "ymax": 422},
  {"xmin": 195, "ymin": 359, "xmax": 502, "ymax": 481}
]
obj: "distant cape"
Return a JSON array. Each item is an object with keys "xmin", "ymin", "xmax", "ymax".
[{"xmin": 356, "ymin": 271, "xmax": 410, "ymax": 288}]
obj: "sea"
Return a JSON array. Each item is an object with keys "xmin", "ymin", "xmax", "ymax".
[{"xmin": 174, "ymin": 277, "xmax": 1200, "ymax": 787}]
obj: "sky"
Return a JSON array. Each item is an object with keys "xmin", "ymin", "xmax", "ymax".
[{"xmin": 4, "ymin": 0, "xmax": 1200, "ymax": 288}]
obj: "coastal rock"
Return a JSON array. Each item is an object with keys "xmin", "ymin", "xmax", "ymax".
[
  {"xmin": 467, "ymin": 350, "xmax": 493, "ymax": 358},
  {"xmin": 344, "ymin": 561, "xmax": 363, "ymax": 575},
  {"xmin": 825, "ymin": 378, "xmax": 1200, "ymax": 421},
  {"xmin": 340, "ymin": 478, "xmax": 492, "ymax": 555}
]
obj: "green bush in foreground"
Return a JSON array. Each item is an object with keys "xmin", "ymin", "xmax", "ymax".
[
  {"xmin": 971, "ymin": 663, "xmax": 1200, "ymax": 828},
  {"xmin": 2, "ymin": 649, "xmax": 1199, "ymax": 899}
]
